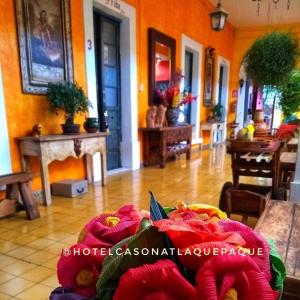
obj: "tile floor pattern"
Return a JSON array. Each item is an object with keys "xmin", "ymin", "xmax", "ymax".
[{"xmin": 0, "ymin": 146, "xmax": 270, "ymax": 299}]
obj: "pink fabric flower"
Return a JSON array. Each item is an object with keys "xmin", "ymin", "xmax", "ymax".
[
  {"xmin": 113, "ymin": 260, "xmax": 197, "ymax": 300},
  {"xmin": 79, "ymin": 205, "xmax": 142, "ymax": 248},
  {"xmin": 57, "ymin": 243, "xmax": 105, "ymax": 297},
  {"xmin": 195, "ymin": 254, "xmax": 278, "ymax": 300},
  {"xmin": 219, "ymin": 220, "xmax": 271, "ymax": 281}
]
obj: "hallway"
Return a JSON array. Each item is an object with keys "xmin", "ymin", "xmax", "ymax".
[{"xmin": 0, "ymin": 146, "xmax": 268, "ymax": 299}]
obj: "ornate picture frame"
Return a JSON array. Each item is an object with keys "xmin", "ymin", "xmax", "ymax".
[
  {"xmin": 15, "ymin": 0, "xmax": 73, "ymax": 94},
  {"xmin": 203, "ymin": 47, "xmax": 215, "ymax": 107}
]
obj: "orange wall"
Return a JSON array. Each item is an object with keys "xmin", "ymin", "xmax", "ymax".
[
  {"xmin": 136, "ymin": 0, "xmax": 235, "ymax": 127},
  {"xmin": 0, "ymin": 0, "xmax": 235, "ymax": 191},
  {"xmin": 0, "ymin": 0, "xmax": 87, "ymax": 190},
  {"xmin": 229, "ymin": 23, "xmax": 300, "ymax": 123}
]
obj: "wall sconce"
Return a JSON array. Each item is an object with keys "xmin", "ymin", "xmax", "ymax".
[{"xmin": 209, "ymin": 0, "xmax": 228, "ymax": 31}]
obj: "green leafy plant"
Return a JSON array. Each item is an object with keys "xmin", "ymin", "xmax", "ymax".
[
  {"xmin": 47, "ymin": 81, "xmax": 91, "ymax": 124},
  {"xmin": 244, "ymin": 32, "xmax": 299, "ymax": 86},
  {"xmin": 212, "ymin": 103, "xmax": 225, "ymax": 121},
  {"xmin": 279, "ymin": 70, "xmax": 300, "ymax": 118}
]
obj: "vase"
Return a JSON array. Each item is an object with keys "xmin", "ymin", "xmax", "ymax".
[
  {"xmin": 166, "ymin": 108, "xmax": 180, "ymax": 127},
  {"xmin": 83, "ymin": 117, "xmax": 100, "ymax": 133},
  {"xmin": 61, "ymin": 124, "xmax": 81, "ymax": 135}
]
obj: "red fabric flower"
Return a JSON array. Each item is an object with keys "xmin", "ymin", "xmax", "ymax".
[
  {"xmin": 57, "ymin": 243, "xmax": 105, "ymax": 297},
  {"xmin": 113, "ymin": 259, "xmax": 197, "ymax": 300},
  {"xmin": 154, "ymin": 219, "xmax": 245, "ymax": 250},
  {"xmin": 79, "ymin": 205, "xmax": 142, "ymax": 249},
  {"xmin": 195, "ymin": 254, "xmax": 278, "ymax": 300}
]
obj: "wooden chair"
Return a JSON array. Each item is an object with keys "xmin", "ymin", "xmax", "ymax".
[
  {"xmin": 220, "ymin": 183, "xmax": 271, "ymax": 225},
  {"xmin": 225, "ymin": 189, "xmax": 269, "ymax": 224},
  {"xmin": 0, "ymin": 172, "xmax": 40, "ymax": 220},
  {"xmin": 279, "ymin": 152, "xmax": 297, "ymax": 191}
]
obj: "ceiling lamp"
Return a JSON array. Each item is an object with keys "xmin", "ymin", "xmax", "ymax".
[{"xmin": 209, "ymin": 0, "xmax": 228, "ymax": 32}]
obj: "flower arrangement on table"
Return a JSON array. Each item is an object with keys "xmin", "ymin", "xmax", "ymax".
[
  {"xmin": 155, "ymin": 86, "xmax": 197, "ymax": 109},
  {"xmin": 154, "ymin": 71, "xmax": 197, "ymax": 126},
  {"xmin": 50, "ymin": 193, "xmax": 285, "ymax": 300}
]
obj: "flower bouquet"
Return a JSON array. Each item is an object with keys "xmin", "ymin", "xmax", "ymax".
[
  {"xmin": 154, "ymin": 71, "xmax": 197, "ymax": 126},
  {"xmin": 50, "ymin": 193, "xmax": 285, "ymax": 300}
]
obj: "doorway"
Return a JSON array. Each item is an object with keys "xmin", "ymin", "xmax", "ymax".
[
  {"xmin": 179, "ymin": 50, "xmax": 193, "ymax": 123},
  {"xmin": 216, "ymin": 56, "xmax": 230, "ymax": 140},
  {"xmin": 94, "ymin": 12, "xmax": 121, "ymax": 171},
  {"xmin": 180, "ymin": 34, "xmax": 202, "ymax": 144}
]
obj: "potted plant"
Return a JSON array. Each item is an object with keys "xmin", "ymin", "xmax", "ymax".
[
  {"xmin": 278, "ymin": 70, "xmax": 300, "ymax": 121},
  {"xmin": 47, "ymin": 82, "xmax": 91, "ymax": 134},
  {"xmin": 243, "ymin": 31, "xmax": 299, "ymax": 119}
]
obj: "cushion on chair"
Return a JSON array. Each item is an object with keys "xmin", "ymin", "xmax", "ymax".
[{"xmin": 275, "ymin": 124, "xmax": 297, "ymax": 140}]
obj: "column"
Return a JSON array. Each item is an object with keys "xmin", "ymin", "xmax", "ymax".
[{"xmin": 290, "ymin": 138, "xmax": 300, "ymax": 202}]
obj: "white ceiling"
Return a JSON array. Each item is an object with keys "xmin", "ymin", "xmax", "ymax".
[{"xmin": 209, "ymin": 0, "xmax": 300, "ymax": 28}]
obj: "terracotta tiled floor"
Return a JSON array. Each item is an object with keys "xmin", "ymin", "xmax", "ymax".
[{"xmin": 0, "ymin": 146, "xmax": 269, "ymax": 299}]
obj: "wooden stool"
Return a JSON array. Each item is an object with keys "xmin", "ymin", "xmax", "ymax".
[{"xmin": 0, "ymin": 172, "xmax": 40, "ymax": 220}]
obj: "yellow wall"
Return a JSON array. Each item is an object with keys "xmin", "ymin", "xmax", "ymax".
[
  {"xmin": 0, "ymin": 0, "xmax": 235, "ymax": 190},
  {"xmin": 229, "ymin": 23, "xmax": 300, "ymax": 123}
]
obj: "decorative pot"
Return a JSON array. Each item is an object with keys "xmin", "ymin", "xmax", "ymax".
[
  {"xmin": 61, "ymin": 124, "xmax": 81, "ymax": 135},
  {"xmin": 84, "ymin": 117, "xmax": 99, "ymax": 133},
  {"xmin": 166, "ymin": 108, "xmax": 180, "ymax": 127}
]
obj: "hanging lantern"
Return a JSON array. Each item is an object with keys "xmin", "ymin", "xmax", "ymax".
[{"xmin": 209, "ymin": 0, "xmax": 228, "ymax": 31}]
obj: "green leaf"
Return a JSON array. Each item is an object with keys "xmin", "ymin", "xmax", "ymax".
[
  {"xmin": 96, "ymin": 224, "xmax": 167, "ymax": 299},
  {"xmin": 268, "ymin": 239, "xmax": 286, "ymax": 299}
]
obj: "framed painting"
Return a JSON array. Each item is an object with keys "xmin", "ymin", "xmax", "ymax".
[
  {"xmin": 203, "ymin": 47, "xmax": 215, "ymax": 107},
  {"xmin": 15, "ymin": 0, "xmax": 73, "ymax": 94}
]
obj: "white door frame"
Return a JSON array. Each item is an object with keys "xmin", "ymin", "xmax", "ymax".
[
  {"xmin": 83, "ymin": 0, "xmax": 140, "ymax": 181},
  {"xmin": 0, "ymin": 64, "xmax": 12, "ymax": 176},
  {"xmin": 236, "ymin": 64, "xmax": 246, "ymax": 128},
  {"xmin": 181, "ymin": 34, "xmax": 203, "ymax": 144},
  {"xmin": 215, "ymin": 55, "xmax": 230, "ymax": 141}
]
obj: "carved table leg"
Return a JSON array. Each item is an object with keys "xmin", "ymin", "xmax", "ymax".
[
  {"xmin": 39, "ymin": 155, "xmax": 51, "ymax": 206},
  {"xmin": 160, "ymin": 133, "xmax": 167, "ymax": 168},
  {"xmin": 186, "ymin": 139, "xmax": 191, "ymax": 160},
  {"xmin": 210, "ymin": 129, "xmax": 214, "ymax": 149},
  {"xmin": 100, "ymin": 146, "xmax": 107, "ymax": 186},
  {"xmin": 85, "ymin": 154, "xmax": 94, "ymax": 184},
  {"xmin": 20, "ymin": 155, "xmax": 30, "ymax": 172}
]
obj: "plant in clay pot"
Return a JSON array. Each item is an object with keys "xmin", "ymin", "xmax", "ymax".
[{"xmin": 47, "ymin": 82, "xmax": 91, "ymax": 134}]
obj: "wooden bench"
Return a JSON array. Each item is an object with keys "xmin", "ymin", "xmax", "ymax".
[
  {"xmin": 0, "ymin": 172, "xmax": 40, "ymax": 220},
  {"xmin": 255, "ymin": 200, "xmax": 300, "ymax": 299}
]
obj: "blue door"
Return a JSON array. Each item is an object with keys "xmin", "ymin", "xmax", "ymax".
[
  {"xmin": 179, "ymin": 51, "xmax": 192, "ymax": 124},
  {"xmin": 94, "ymin": 13, "xmax": 121, "ymax": 170}
]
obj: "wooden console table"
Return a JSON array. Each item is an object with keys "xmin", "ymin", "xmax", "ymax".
[
  {"xmin": 255, "ymin": 200, "xmax": 300, "ymax": 299},
  {"xmin": 16, "ymin": 133, "xmax": 109, "ymax": 206},
  {"xmin": 140, "ymin": 125, "xmax": 192, "ymax": 168}
]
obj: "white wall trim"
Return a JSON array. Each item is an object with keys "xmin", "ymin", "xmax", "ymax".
[
  {"xmin": 0, "ymin": 64, "xmax": 12, "ymax": 176},
  {"xmin": 236, "ymin": 64, "xmax": 246, "ymax": 128},
  {"xmin": 181, "ymin": 34, "xmax": 203, "ymax": 144},
  {"xmin": 215, "ymin": 55, "xmax": 230, "ymax": 141},
  {"xmin": 83, "ymin": 0, "xmax": 140, "ymax": 181}
]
